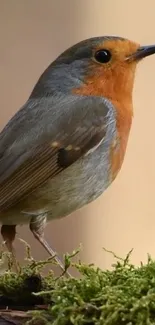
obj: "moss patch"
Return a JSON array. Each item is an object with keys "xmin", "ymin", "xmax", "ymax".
[{"xmin": 1, "ymin": 248, "xmax": 155, "ymax": 324}]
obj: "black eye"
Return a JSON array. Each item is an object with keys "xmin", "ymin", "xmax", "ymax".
[{"xmin": 94, "ymin": 49, "xmax": 111, "ymax": 63}]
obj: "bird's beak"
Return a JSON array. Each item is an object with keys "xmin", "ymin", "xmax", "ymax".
[{"xmin": 126, "ymin": 45, "xmax": 155, "ymax": 62}]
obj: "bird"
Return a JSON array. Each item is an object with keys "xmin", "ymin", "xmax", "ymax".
[{"xmin": 0, "ymin": 35, "xmax": 155, "ymax": 274}]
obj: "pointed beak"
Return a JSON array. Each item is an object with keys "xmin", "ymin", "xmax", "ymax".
[{"xmin": 126, "ymin": 45, "xmax": 155, "ymax": 62}]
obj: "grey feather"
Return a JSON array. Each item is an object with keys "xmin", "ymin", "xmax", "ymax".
[
  {"xmin": 0, "ymin": 94, "xmax": 115, "ymax": 182},
  {"xmin": 0, "ymin": 35, "xmax": 120, "ymax": 223}
]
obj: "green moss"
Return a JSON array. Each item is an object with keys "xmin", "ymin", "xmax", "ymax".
[{"xmin": 1, "ymin": 247, "xmax": 155, "ymax": 324}]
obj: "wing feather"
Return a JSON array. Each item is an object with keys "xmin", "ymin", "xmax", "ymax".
[{"xmin": 0, "ymin": 95, "xmax": 113, "ymax": 212}]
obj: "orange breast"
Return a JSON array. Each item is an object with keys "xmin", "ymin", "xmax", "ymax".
[
  {"xmin": 109, "ymin": 99, "xmax": 133, "ymax": 181},
  {"xmin": 73, "ymin": 61, "xmax": 134, "ymax": 181}
]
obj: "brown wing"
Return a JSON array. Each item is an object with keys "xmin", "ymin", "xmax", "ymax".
[
  {"xmin": 0, "ymin": 96, "xmax": 112, "ymax": 212},
  {"xmin": 0, "ymin": 127, "xmax": 105, "ymax": 211}
]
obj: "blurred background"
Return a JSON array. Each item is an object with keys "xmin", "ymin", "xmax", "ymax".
[{"xmin": 0, "ymin": 0, "xmax": 155, "ymax": 272}]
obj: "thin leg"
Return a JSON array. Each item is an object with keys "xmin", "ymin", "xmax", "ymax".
[
  {"xmin": 29, "ymin": 215, "xmax": 71, "ymax": 277},
  {"xmin": 1, "ymin": 225, "xmax": 18, "ymax": 271}
]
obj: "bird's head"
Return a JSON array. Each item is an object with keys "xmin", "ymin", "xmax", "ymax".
[
  {"xmin": 31, "ymin": 36, "xmax": 155, "ymax": 110},
  {"xmin": 52, "ymin": 36, "xmax": 155, "ymax": 106}
]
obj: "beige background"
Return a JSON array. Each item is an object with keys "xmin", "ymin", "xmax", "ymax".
[{"xmin": 0, "ymin": 0, "xmax": 155, "ymax": 272}]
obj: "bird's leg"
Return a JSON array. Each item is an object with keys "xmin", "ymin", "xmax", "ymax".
[
  {"xmin": 1, "ymin": 225, "xmax": 18, "ymax": 271},
  {"xmin": 29, "ymin": 215, "xmax": 71, "ymax": 277}
]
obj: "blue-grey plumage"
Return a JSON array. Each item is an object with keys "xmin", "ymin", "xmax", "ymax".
[
  {"xmin": 0, "ymin": 95, "xmax": 116, "ymax": 224},
  {"xmin": 0, "ymin": 35, "xmax": 155, "ymax": 274}
]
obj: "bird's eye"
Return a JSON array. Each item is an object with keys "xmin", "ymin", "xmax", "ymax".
[{"xmin": 94, "ymin": 49, "xmax": 112, "ymax": 63}]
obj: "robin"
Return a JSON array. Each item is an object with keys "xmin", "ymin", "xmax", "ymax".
[{"xmin": 0, "ymin": 36, "xmax": 154, "ymax": 273}]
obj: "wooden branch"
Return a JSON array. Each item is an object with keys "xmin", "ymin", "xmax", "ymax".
[
  {"xmin": 0, "ymin": 307, "xmax": 48, "ymax": 325},
  {"xmin": 0, "ymin": 310, "xmax": 30, "ymax": 325}
]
